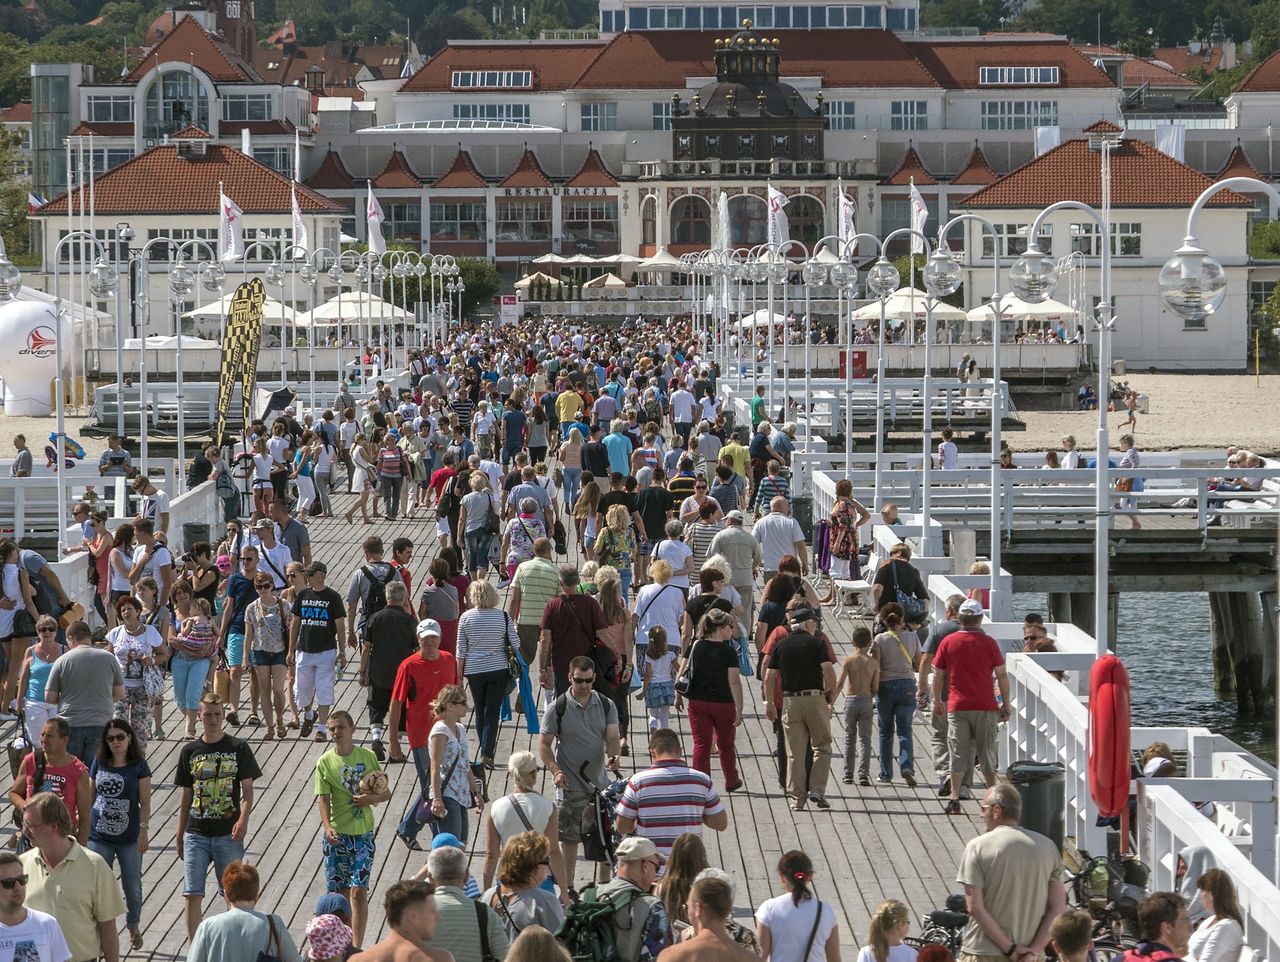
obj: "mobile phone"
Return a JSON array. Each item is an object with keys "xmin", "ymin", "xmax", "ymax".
[{"xmin": 672, "ymin": 921, "xmax": 690, "ymax": 932}]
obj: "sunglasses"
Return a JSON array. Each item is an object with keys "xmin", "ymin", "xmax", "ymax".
[
  {"xmin": 36, "ymin": 627, "xmax": 57, "ymax": 634},
  {"xmin": 572, "ymin": 676, "xmax": 595, "ymax": 684},
  {"xmin": 106, "ymin": 732, "xmax": 129, "ymax": 743},
  {"xmin": 0, "ymin": 876, "xmax": 27, "ymax": 889}
]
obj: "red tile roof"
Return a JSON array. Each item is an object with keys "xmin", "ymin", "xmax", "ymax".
[
  {"xmin": 402, "ymin": 41, "xmax": 604, "ymax": 93},
  {"xmin": 576, "ymin": 30, "xmax": 937, "ymax": 89},
  {"xmin": 951, "ymin": 144, "xmax": 998, "ymax": 186},
  {"xmin": 220, "ymin": 120, "xmax": 299, "ymax": 136},
  {"xmin": 432, "ymin": 149, "xmax": 488, "ymax": 189},
  {"xmin": 127, "ymin": 14, "xmax": 259, "ymax": 84},
  {"xmin": 70, "ymin": 121, "xmax": 132, "ymax": 137},
  {"xmin": 1235, "ymin": 49, "xmax": 1280, "ymax": 93},
  {"xmin": 255, "ymin": 42, "xmax": 410, "ymax": 87},
  {"xmin": 1153, "ymin": 45, "xmax": 1224, "ymax": 77},
  {"xmin": 1121, "ymin": 59, "xmax": 1195, "ymax": 87},
  {"xmin": 1083, "ymin": 118, "xmax": 1123, "ymax": 133},
  {"xmin": 565, "ymin": 148, "xmax": 617, "ymax": 188},
  {"xmin": 0, "ymin": 102, "xmax": 32, "ymax": 123},
  {"xmin": 500, "ymin": 149, "xmax": 553, "ymax": 188},
  {"xmin": 959, "ymin": 137, "xmax": 1252, "ymax": 209},
  {"xmin": 170, "ymin": 125, "xmax": 213, "ymax": 139},
  {"xmin": 1076, "ymin": 43, "xmax": 1127, "ymax": 58},
  {"xmin": 305, "ymin": 149, "xmax": 355, "ymax": 190},
  {"xmin": 373, "ymin": 149, "xmax": 422, "ymax": 189},
  {"xmin": 1217, "ymin": 144, "xmax": 1263, "ymax": 181},
  {"xmin": 882, "ymin": 145, "xmax": 936, "ymax": 186},
  {"xmin": 37, "ymin": 142, "xmax": 344, "ymax": 214},
  {"xmin": 905, "ymin": 39, "xmax": 1113, "ymax": 89}
]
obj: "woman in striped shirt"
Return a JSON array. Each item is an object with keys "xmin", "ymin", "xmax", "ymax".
[
  {"xmin": 376, "ymin": 435, "xmax": 406, "ymax": 522},
  {"xmin": 684, "ymin": 500, "xmax": 725, "ymax": 573},
  {"xmin": 456, "ymin": 579, "xmax": 520, "ymax": 769}
]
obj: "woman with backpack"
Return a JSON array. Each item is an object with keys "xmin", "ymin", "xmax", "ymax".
[{"xmin": 594, "ymin": 505, "xmax": 636, "ymax": 599}]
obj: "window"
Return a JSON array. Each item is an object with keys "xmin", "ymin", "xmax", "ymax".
[
  {"xmin": 144, "ymin": 70, "xmax": 209, "ymax": 141},
  {"xmin": 563, "ymin": 199, "xmax": 619, "ymax": 245},
  {"xmin": 891, "ymin": 100, "xmax": 927, "ymax": 130},
  {"xmin": 671, "ymin": 196, "xmax": 711, "ymax": 245},
  {"xmin": 430, "ymin": 202, "xmax": 486, "ymax": 242},
  {"xmin": 828, "ymin": 100, "xmax": 855, "ymax": 130},
  {"xmin": 810, "ymin": 6, "xmax": 826, "ymax": 27},
  {"xmin": 887, "ymin": 7, "xmax": 915, "ymax": 29},
  {"xmin": 252, "ymin": 147, "xmax": 289, "ymax": 172},
  {"xmin": 145, "ymin": 227, "xmax": 218, "ymax": 262},
  {"xmin": 788, "ymin": 195, "xmax": 824, "ymax": 246},
  {"xmin": 628, "ymin": 7, "xmax": 648, "ymax": 27},
  {"xmin": 453, "ymin": 103, "xmax": 531, "ymax": 124},
  {"xmin": 979, "ymin": 66, "xmax": 1060, "ymax": 85},
  {"xmin": 1070, "ymin": 222, "xmax": 1141, "ymax": 257},
  {"xmin": 450, "ymin": 70, "xmax": 532, "ymax": 89},
  {"xmin": 641, "ymin": 195, "xmax": 656, "ymax": 246},
  {"xmin": 728, "ymin": 194, "xmax": 766, "ymax": 246},
  {"xmin": 581, "ymin": 102, "xmax": 618, "ymax": 132},
  {"xmin": 380, "ymin": 202, "xmax": 421, "ymax": 245},
  {"xmin": 86, "ymin": 95, "xmax": 132, "ymax": 122},
  {"xmin": 774, "ymin": 5, "xmax": 790, "ymax": 26},
  {"xmin": 981, "ymin": 223, "xmax": 1050, "ymax": 258},
  {"xmin": 223, "ymin": 94, "xmax": 274, "ymax": 121},
  {"xmin": 684, "ymin": 8, "xmax": 701, "ymax": 27},
  {"xmin": 496, "ymin": 199, "xmax": 552, "ymax": 242},
  {"xmin": 980, "ymin": 100, "xmax": 1058, "ymax": 130},
  {"xmin": 652, "ymin": 101, "xmax": 672, "ymax": 131},
  {"xmin": 864, "ymin": 5, "xmax": 881, "ymax": 27},
  {"xmin": 69, "ymin": 148, "xmax": 134, "ymax": 175}
]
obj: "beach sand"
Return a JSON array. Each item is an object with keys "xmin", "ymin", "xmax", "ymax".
[{"xmin": 2, "ymin": 372, "xmax": 1278, "ymax": 461}]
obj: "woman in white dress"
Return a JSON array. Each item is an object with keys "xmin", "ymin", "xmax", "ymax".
[
  {"xmin": 344, "ymin": 435, "xmax": 377, "ymax": 524},
  {"xmin": 480, "ymin": 752, "xmax": 569, "ymax": 905},
  {"xmin": 1187, "ymin": 869, "xmax": 1245, "ymax": 962}
]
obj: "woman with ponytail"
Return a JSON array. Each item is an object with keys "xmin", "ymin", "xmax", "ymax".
[
  {"xmin": 860, "ymin": 900, "xmax": 917, "ymax": 962},
  {"xmin": 755, "ymin": 850, "xmax": 839, "ymax": 961}
]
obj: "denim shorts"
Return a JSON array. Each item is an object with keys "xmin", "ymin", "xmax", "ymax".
[
  {"xmin": 183, "ymin": 832, "xmax": 244, "ymax": 896},
  {"xmin": 250, "ymin": 649, "xmax": 287, "ymax": 668},
  {"xmin": 226, "ymin": 631, "xmax": 246, "ymax": 668}
]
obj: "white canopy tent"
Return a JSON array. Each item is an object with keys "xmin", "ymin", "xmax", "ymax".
[
  {"xmin": 852, "ymin": 287, "xmax": 968, "ymax": 322},
  {"xmin": 531, "ymin": 253, "xmax": 566, "ymax": 264},
  {"xmin": 582, "ymin": 272, "xmax": 627, "ymax": 288},
  {"xmin": 735, "ymin": 308, "xmax": 789, "ymax": 328},
  {"xmin": 514, "ymin": 271, "xmax": 563, "ymax": 290},
  {"xmin": 965, "ymin": 293, "xmax": 1076, "ymax": 324},
  {"xmin": 181, "ymin": 293, "xmax": 297, "ymax": 325},
  {"xmin": 302, "ymin": 291, "xmax": 413, "ymax": 323},
  {"xmin": 595, "ymin": 253, "xmax": 644, "ymax": 265},
  {"xmin": 638, "ymin": 247, "xmax": 684, "ymax": 272},
  {"xmin": 123, "ymin": 334, "xmax": 221, "ymax": 350}
]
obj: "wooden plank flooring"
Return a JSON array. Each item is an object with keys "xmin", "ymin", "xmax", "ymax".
[{"xmin": 31, "ymin": 490, "xmax": 984, "ymax": 960}]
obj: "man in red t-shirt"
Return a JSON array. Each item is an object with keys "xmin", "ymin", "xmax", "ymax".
[
  {"xmin": 931, "ymin": 599, "xmax": 1009, "ymax": 814},
  {"xmin": 387, "ymin": 619, "xmax": 457, "ymax": 813}
]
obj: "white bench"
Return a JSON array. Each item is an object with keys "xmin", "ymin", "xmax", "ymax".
[{"xmin": 832, "ymin": 579, "xmax": 873, "ymax": 617}]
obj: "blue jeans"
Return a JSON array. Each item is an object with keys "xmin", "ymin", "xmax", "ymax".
[
  {"xmin": 89, "ymin": 838, "xmax": 143, "ymax": 927},
  {"xmin": 877, "ymin": 678, "xmax": 916, "ymax": 780},
  {"xmin": 398, "ymin": 747, "xmax": 471, "ymax": 843},
  {"xmin": 618, "ymin": 566, "xmax": 632, "ymax": 600},
  {"xmin": 171, "ymin": 655, "xmax": 212, "ymax": 712},
  {"xmin": 466, "ymin": 667, "xmax": 510, "ymax": 761},
  {"xmin": 465, "ymin": 529, "xmax": 493, "ymax": 577},
  {"xmin": 562, "ymin": 467, "xmax": 582, "ymax": 510},
  {"xmin": 68, "ymin": 725, "xmax": 104, "ymax": 766},
  {"xmin": 182, "ymin": 832, "xmax": 244, "ymax": 897}
]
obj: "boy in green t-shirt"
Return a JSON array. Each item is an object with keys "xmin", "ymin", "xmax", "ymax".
[{"xmin": 314, "ymin": 710, "xmax": 390, "ymax": 948}]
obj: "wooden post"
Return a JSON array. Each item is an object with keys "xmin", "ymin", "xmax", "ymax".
[
  {"xmin": 1210, "ymin": 591, "xmax": 1271, "ymax": 716},
  {"xmin": 1209, "ymin": 591, "xmax": 1236, "ymax": 699}
]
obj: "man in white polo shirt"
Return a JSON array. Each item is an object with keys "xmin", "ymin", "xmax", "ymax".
[
  {"xmin": 751, "ymin": 496, "xmax": 808, "ymax": 583},
  {"xmin": 613, "ymin": 728, "xmax": 727, "ymax": 865}
]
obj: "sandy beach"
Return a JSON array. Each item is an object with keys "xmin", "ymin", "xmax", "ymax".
[{"xmin": 1, "ymin": 372, "xmax": 1277, "ymax": 460}]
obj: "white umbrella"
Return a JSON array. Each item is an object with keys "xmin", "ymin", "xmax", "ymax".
[
  {"xmin": 735, "ymin": 309, "xmax": 788, "ymax": 328},
  {"xmin": 852, "ymin": 287, "xmax": 967, "ymax": 322},
  {"xmin": 582, "ymin": 272, "xmax": 627, "ymax": 289},
  {"xmin": 966, "ymin": 293, "xmax": 1075, "ymax": 323},
  {"xmin": 182, "ymin": 293, "xmax": 297, "ymax": 325},
  {"xmin": 304, "ymin": 290, "xmax": 413, "ymax": 323},
  {"xmin": 639, "ymin": 247, "xmax": 684, "ymax": 271},
  {"xmin": 531, "ymin": 253, "xmax": 566, "ymax": 264},
  {"xmin": 513, "ymin": 271, "xmax": 563, "ymax": 290},
  {"xmin": 560, "ymin": 254, "xmax": 599, "ymax": 265},
  {"xmin": 123, "ymin": 334, "xmax": 221, "ymax": 350},
  {"xmin": 595, "ymin": 253, "xmax": 644, "ymax": 265}
]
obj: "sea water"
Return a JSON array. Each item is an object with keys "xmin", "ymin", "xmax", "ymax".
[{"xmin": 1012, "ymin": 591, "xmax": 1275, "ymax": 763}]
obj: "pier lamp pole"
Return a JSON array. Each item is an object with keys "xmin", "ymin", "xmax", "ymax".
[
  {"xmin": 169, "ymin": 238, "xmax": 220, "ymax": 493},
  {"xmin": 777, "ymin": 240, "xmax": 809, "ymax": 421},
  {"xmin": 835, "ymin": 232, "xmax": 882, "ymax": 476},
  {"xmin": 1011, "ymin": 203, "xmax": 1111, "ymax": 650},
  {"xmin": 936, "ymin": 214, "xmax": 1004, "ymax": 608}
]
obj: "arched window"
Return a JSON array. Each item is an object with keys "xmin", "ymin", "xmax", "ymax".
[
  {"xmin": 787, "ymin": 195, "xmax": 824, "ymax": 247},
  {"xmin": 729, "ymin": 194, "xmax": 766, "ymax": 247},
  {"xmin": 671, "ymin": 195, "xmax": 710, "ymax": 245},
  {"xmin": 144, "ymin": 71, "xmax": 210, "ymax": 141},
  {"xmin": 641, "ymin": 194, "xmax": 656, "ymax": 246}
]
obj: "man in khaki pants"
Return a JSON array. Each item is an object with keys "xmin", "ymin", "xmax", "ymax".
[{"xmin": 763, "ymin": 607, "xmax": 837, "ymax": 811}]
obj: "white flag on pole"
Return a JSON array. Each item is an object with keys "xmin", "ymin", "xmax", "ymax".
[
  {"xmin": 909, "ymin": 177, "xmax": 928, "ymax": 255},
  {"xmin": 218, "ymin": 183, "xmax": 244, "ymax": 262},
  {"xmin": 837, "ymin": 181, "xmax": 856, "ymax": 249},
  {"xmin": 291, "ymin": 183, "xmax": 309, "ymax": 260},
  {"xmin": 766, "ymin": 183, "xmax": 790, "ymax": 248},
  {"xmin": 366, "ymin": 181, "xmax": 386, "ymax": 255},
  {"xmin": 717, "ymin": 190, "xmax": 730, "ymax": 252}
]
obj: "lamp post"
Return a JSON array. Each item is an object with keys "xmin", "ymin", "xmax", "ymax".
[
  {"xmin": 919, "ymin": 244, "xmax": 964, "ymax": 559},
  {"xmin": 169, "ymin": 237, "xmax": 220, "ymax": 492},
  {"xmin": 937, "ymin": 214, "xmax": 1004, "ymax": 606},
  {"xmin": 776, "ymin": 240, "xmax": 808, "ymax": 424},
  {"xmin": 825, "ymin": 231, "xmax": 878, "ymax": 475},
  {"xmin": 113, "ymin": 221, "xmax": 134, "ymax": 437}
]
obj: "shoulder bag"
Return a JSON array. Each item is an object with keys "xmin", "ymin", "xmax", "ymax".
[
  {"xmin": 255, "ymin": 914, "xmax": 283, "ymax": 962},
  {"xmin": 484, "ymin": 494, "xmax": 501, "ymax": 536},
  {"xmin": 565, "ymin": 598, "xmax": 617, "ymax": 682},
  {"xmin": 11, "ymin": 750, "xmax": 46, "ymax": 826},
  {"xmin": 890, "ymin": 561, "xmax": 928, "ymax": 623},
  {"xmin": 674, "ymin": 638, "xmax": 697, "ymax": 696},
  {"xmin": 799, "ymin": 899, "xmax": 824, "ymax": 962},
  {"xmin": 414, "ymin": 734, "xmax": 463, "ymax": 826},
  {"xmin": 475, "ymin": 900, "xmax": 500, "ymax": 962}
]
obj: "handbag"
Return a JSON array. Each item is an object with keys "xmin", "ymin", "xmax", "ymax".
[
  {"xmin": 501, "ymin": 612, "xmax": 521, "ymax": 689},
  {"xmin": 553, "ymin": 519, "xmax": 567, "ymax": 556},
  {"xmin": 12, "ymin": 610, "xmax": 36, "ymax": 637},
  {"xmin": 11, "ymin": 750, "xmax": 45, "ymax": 826},
  {"xmin": 484, "ymin": 496, "xmax": 501, "ymax": 536},
  {"xmin": 565, "ymin": 599, "xmax": 617, "ymax": 683},
  {"xmin": 414, "ymin": 748, "xmax": 463, "ymax": 825},
  {"xmin": 889, "ymin": 561, "xmax": 928, "ymax": 623},
  {"xmin": 256, "ymin": 915, "xmax": 283, "ymax": 962},
  {"xmin": 674, "ymin": 639, "xmax": 697, "ymax": 696}
]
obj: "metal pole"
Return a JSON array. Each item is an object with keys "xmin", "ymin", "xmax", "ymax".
[
  {"xmin": 875, "ymin": 291, "xmax": 886, "ymax": 510},
  {"xmin": 921, "ymin": 297, "xmax": 935, "ymax": 556}
]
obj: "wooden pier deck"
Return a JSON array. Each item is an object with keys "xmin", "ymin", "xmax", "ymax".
[{"xmin": 40, "ymin": 492, "xmax": 984, "ymax": 960}]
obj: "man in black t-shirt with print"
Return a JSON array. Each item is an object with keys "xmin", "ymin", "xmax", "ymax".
[
  {"xmin": 763, "ymin": 608, "xmax": 836, "ymax": 811},
  {"xmin": 176, "ymin": 692, "xmax": 262, "ymax": 942},
  {"xmin": 288, "ymin": 561, "xmax": 347, "ymax": 742}
]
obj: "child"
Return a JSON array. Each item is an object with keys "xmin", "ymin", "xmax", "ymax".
[
  {"xmin": 859, "ymin": 899, "xmax": 916, "ymax": 962},
  {"xmin": 636, "ymin": 626, "xmax": 676, "ymax": 730},
  {"xmin": 1049, "ymin": 909, "xmax": 1094, "ymax": 962},
  {"xmin": 173, "ymin": 598, "xmax": 217, "ymax": 739},
  {"xmin": 836, "ymin": 625, "xmax": 879, "ymax": 786}
]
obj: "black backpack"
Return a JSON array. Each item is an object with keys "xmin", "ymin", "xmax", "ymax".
[
  {"xmin": 360, "ymin": 565, "xmax": 398, "ymax": 627},
  {"xmin": 556, "ymin": 885, "xmax": 640, "ymax": 962}
]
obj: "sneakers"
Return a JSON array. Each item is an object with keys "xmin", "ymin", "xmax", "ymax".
[
  {"xmin": 371, "ymin": 737, "xmax": 386, "ymax": 762},
  {"xmin": 903, "ymin": 772, "xmax": 917, "ymax": 789},
  {"xmin": 813, "ymin": 796, "xmax": 831, "ymax": 810},
  {"xmin": 843, "ymin": 772, "xmax": 854, "ymax": 784},
  {"xmin": 858, "ymin": 775, "xmax": 871, "ymax": 787}
]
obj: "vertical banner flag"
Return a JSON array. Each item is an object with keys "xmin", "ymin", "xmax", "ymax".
[
  {"xmin": 366, "ymin": 181, "xmax": 386, "ymax": 255},
  {"xmin": 213, "ymin": 278, "xmax": 267, "ymax": 450},
  {"xmin": 837, "ymin": 181, "xmax": 856, "ymax": 249},
  {"xmin": 909, "ymin": 177, "xmax": 928, "ymax": 255},
  {"xmin": 766, "ymin": 183, "xmax": 789, "ymax": 248},
  {"xmin": 291, "ymin": 184, "xmax": 309, "ymax": 259},
  {"xmin": 717, "ymin": 191, "xmax": 730, "ymax": 253},
  {"xmin": 219, "ymin": 183, "xmax": 244, "ymax": 262}
]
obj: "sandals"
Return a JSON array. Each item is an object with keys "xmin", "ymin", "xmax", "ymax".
[
  {"xmin": 263, "ymin": 728, "xmax": 275, "ymax": 741},
  {"xmin": 246, "ymin": 714, "xmax": 262, "ymax": 727}
]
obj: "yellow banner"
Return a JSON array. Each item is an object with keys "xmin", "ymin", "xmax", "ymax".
[{"xmin": 213, "ymin": 278, "xmax": 267, "ymax": 449}]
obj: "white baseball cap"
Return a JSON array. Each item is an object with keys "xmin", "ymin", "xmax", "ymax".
[{"xmin": 415, "ymin": 618, "xmax": 442, "ymax": 638}]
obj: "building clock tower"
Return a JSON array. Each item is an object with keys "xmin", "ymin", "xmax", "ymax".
[{"xmin": 215, "ymin": 0, "xmax": 256, "ymax": 62}]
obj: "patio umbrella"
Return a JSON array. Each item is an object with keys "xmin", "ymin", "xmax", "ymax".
[
  {"xmin": 852, "ymin": 287, "xmax": 967, "ymax": 322},
  {"xmin": 531, "ymin": 253, "xmax": 565, "ymax": 264},
  {"xmin": 638, "ymin": 247, "xmax": 684, "ymax": 271},
  {"xmin": 182, "ymin": 293, "xmax": 296, "ymax": 325},
  {"xmin": 514, "ymin": 271, "xmax": 563, "ymax": 290},
  {"xmin": 304, "ymin": 291, "xmax": 412, "ymax": 323},
  {"xmin": 735, "ymin": 309, "xmax": 788, "ymax": 328},
  {"xmin": 582, "ymin": 272, "xmax": 627, "ymax": 288},
  {"xmin": 966, "ymin": 293, "xmax": 1075, "ymax": 324}
]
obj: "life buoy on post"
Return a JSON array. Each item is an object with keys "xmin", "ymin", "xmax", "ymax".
[{"xmin": 1088, "ymin": 653, "xmax": 1132, "ymax": 852}]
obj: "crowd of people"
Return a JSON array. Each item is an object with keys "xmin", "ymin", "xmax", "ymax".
[{"xmin": 0, "ymin": 314, "xmax": 1252, "ymax": 962}]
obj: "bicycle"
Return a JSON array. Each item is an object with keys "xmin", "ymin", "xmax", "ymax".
[
  {"xmin": 905, "ymin": 894, "xmax": 968, "ymax": 955},
  {"xmin": 1059, "ymin": 853, "xmax": 1148, "ymax": 961}
]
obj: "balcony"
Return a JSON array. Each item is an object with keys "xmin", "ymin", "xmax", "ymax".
[{"xmin": 622, "ymin": 158, "xmax": 876, "ymax": 180}]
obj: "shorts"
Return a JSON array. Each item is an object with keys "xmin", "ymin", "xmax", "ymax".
[
  {"xmin": 182, "ymin": 832, "xmax": 244, "ymax": 897},
  {"xmin": 947, "ymin": 710, "xmax": 998, "ymax": 779},
  {"xmin": 437, "ymin": 516, "xmax": 451, "ymax": 537},
  {"xmin": 557, "ymin": 789, "xmax": 590, "ymax": 843},
  {"xmin": 323, "ymin": 831, "xmax": 376, "ymax": 891},
  {"xmin": 295, "ymin": 649, "xmax": 338, "ymax": 707},
  {"xmin": 226, "ymin": 632, "xmax": 246, "ymax": 668},
  {"xmin": 250, "ymin": 649, "xmax": 287, "ymax": 668}
]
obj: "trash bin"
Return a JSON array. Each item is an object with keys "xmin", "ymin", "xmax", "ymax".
[
  {"xmin": 182, "ymin": 521, "xmax": 211, "ymax": 556},
  {"xmin": 792, "ymin": 496, "xmax": 813, "ymax": 543},
  {"xmin": 1006, "ymin": 760, "xmax": 1065, "ymax": 852}
]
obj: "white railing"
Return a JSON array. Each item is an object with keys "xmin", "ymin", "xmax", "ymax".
[{"xmin": 0, "ymin": 462, "xmax": 177, "ymax": 544}]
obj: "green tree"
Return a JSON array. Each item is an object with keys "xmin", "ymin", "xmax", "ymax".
[
  {"xmin": 457, "ymin": 256, "xmax": 498, "ymax": 319},
  {"xmin": 0, "ymin": 126, "xmax": 31, "ymax": 259}
]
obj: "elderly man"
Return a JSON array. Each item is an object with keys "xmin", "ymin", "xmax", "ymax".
[
  {"xmin": 931, "ymin": 599, "xmax": 1009, "ymax": 815},
  {"xmin": 595, "ymin": 837, "xmax": 673, "ymax": 962},
  {"xmin": 21, "ymin": 792, "xmax": 124, "ymax": 962},
  {"xmin": 508, "ymin": 538, "xmax": 561, "ymax": 665},
  {"xmin": 957, "ymin": 783, "xmax": 1066, "ymax": 962},
  {"xmin": 763, "ymin": 606, "xmax": 836, "ymax": 811},
  {"xmin": 420, "ymin": 845, "xmax": 507, "ymax": 962},
  {"xmin": 752, "ymin": 497, "xmax": 807, "ymax": 584}
]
